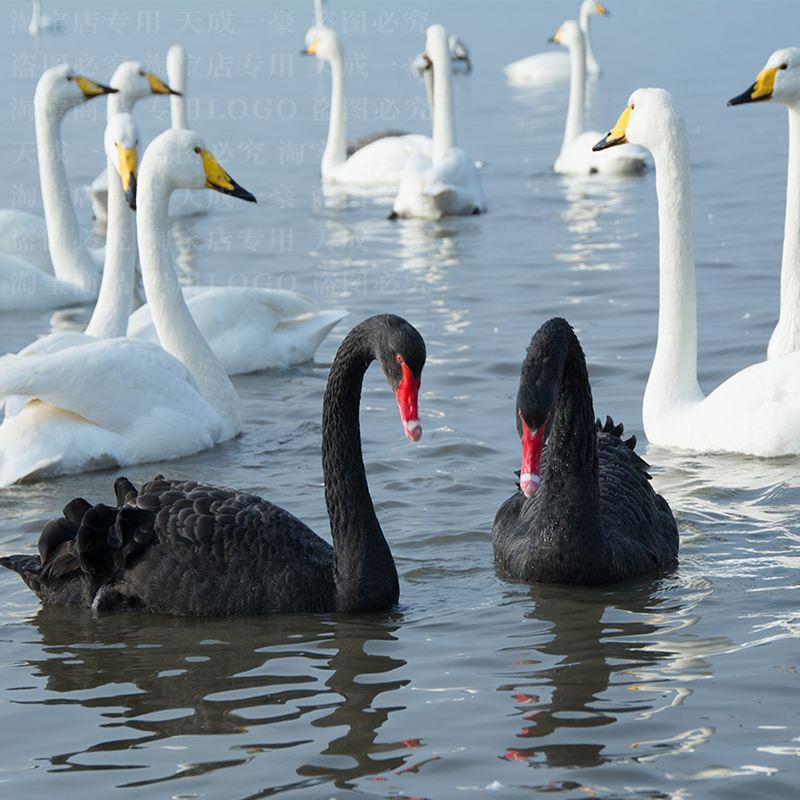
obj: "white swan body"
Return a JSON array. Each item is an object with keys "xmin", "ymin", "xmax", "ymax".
[
  {"xmin": 0, "ymin": 66, "xmax": 117, "ymax": 310},
  {"xmin": 595, "ymin": 88, "xmax": 800, "ymax": 456},
  {"xmin": 552, "ymin": 20, "xmax": 645, "ymax": 176},
  {"xmin": 304, "ymin": 27, "xmax": 433, "ymax": 189},
  {"xmin": 729, "ymin": 48, "xmax": 800, "ymax": 360},
  {"xmin": 128, "ymin": 288, "xmax": 347, "ymax": 376},
  {"xmin": 505, "ymin": 0, "xmax": 607, "ymax": 86},
  {"xmin": 0, "ymin": 130, "xmax": 248, "ymax": 485},
  {"xmin": 28, "ymin": 0, "xmax": 64, "ymax": 35},
  {"xmin": 392, "ymin": 25, "xmax": 486, "ymax": 220},
  {"xmin": 89, "ymin": 62, "xmax": 178, "ymax": 223}
]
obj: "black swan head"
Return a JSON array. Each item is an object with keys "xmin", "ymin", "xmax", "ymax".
[
  {"xmin": 515, "ymin": 318, "xmax": 576, "ymax": 497},
  {"xmin": 372, "ymin": 315, "xmax": 427, "ymax": 442}
]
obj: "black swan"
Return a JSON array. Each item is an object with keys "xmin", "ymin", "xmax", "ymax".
[
  {"xmin": 492, "ymin": 318, "xmax": 678, "ymax": 585},
  {"xmin": 0, "ymin": 314, "xmax": 426, "ymax": 615}
]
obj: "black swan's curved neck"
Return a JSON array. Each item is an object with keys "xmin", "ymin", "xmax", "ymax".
[
  {"xmin": 322, "ymin": 321, "xmax": 399, "ymax": 612},
  {"xmin": 525, "ymin": 321, "xmax": 601, "ymax": 539}
]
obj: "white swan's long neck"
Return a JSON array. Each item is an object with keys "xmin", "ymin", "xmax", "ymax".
[
  {"xmin": 561, "ymin": 37, "xmax": 586, "ymax": 152},
  {"xmin": 31, "ymin": 0, "xmax": 41, "ymax": 30},
  {"xmin": 645, "ymin": 120, "xmax": 703, "ymax": 414},
  {"xmin": 579, "ymin": 7, "xmax": 599, "ymax": 75},
  {"xmin": 322, "ymin": 43, "xmax": 347, "ymax": 174},
  {"xmin": 169, "ymin": 52, "xmax": 188, "ymax": 129},
  {"xmin": 432, "ymin": 45, "xmax": 456, "ymax": 163},
  {"xmin": 137, "ymin": 170, "xmax": 240, "ymax": 432},
  {"xmin": 34, "ymin": 96, "xmax": 96, "ymax": 293},
  {"xmin": 773, "ymin": 104, "xmax": 800, "ymax": 355},
  {"xmin": 84, "ymin": 159, "xmax": 135, "ymax": 338},
  {"xmin": 109, "ymin": 91, "xmax": 133, "ymax": 115}
]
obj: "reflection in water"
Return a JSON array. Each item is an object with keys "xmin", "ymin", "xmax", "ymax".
[
  {"xmin": 556, "ymin": 174, "xmax": 639, "ymax": 271},
  {"xmin": 499, "ymin": 581, "xmax": 690, "ymax": 770},
  {"xmin": 15, "ymin": 609, "xmax": 408, "ymax": 794}
]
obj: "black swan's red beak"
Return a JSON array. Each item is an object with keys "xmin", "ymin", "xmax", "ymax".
[
  {"xmin": 395, "ymin": 362, "xmax": 422, "ymax": 442},
  {"xmin": 520, "ymin": 415, "xmax": 546, "ymax": 497}
]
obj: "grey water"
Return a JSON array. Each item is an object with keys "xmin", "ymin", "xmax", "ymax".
[{"xmin": 1, "ymin": 1, "xmax": 800, "ymax": 797}]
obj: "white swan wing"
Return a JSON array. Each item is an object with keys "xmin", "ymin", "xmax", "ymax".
[
  {"xmin": 0, "ymin": 338, "xmax": 226, "ymax": 486},
  {"xmin": 698, "ymin": 356, "xmax": 800, "ymax": 456},
  {"xmin": 128, "ymin": 287, "xmax": 346, "ymax": 375},
  {"xmin": 504, "ymin": 51, "xmax": 570, "ymax": 85},
  {"xmin": 4, "ymin": 331, "xmax": 95, "ymax": 418},
  {"xmin": 330, "ymin": 134, "xmax": 433, "ymax": 188}
]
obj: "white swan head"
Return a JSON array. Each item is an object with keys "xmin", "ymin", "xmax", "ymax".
[
  {"xmin": 581, "ymin": 0, "xmax": 609, "ymax": 18},
  {"xmin": 35, "ymin": 64, "xmax": 117, "ymax": 116},
  {"xmin": 425, "ymin": 23, "xmax": 451, "ymax": 67},
  {"xmin": 105, "ymin": 113, "xmax": 139, "ymax": 209},
  {"xmin": 302, "ymin": 26, "xmax": 340, "ymax": 62},
  {"xmin": 137, "ymin": 128, "xmax": 256, "ymax": 205},
  {"xmin": 166, "ymin": 45, "xmax": 186, "ymax": 77},
  {"xmin": 549, "ymin": 19, "xmax": 582, "ymax": 50},
  {"xmin": 593, "ymin": 87, "xmax": 679, "ymax": 154},
  {"xmin": 111, "ymin": 60, "xmax": 179, "ymax": 102},
  {"xmin": 728, "ymin": 47, "xmax": 800, "ymax": 107}
]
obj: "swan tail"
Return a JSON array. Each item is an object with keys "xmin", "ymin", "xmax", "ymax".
[
  {"xmin": 275, "ymin": 309, "xmax": 348, "ymax": 362},
  {"xmin": 1, "ymin": 479, "xmax": 154, "ymax": 607}
]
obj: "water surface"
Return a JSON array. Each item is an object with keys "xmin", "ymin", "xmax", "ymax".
[{"xmin": 1, "ymin": 2, "xmax": 800, "ymax": 797}]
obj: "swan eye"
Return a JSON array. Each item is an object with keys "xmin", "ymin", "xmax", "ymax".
[
  {"xmin": 780, "ymin": 63, "xmax": 788, "ymax": 71},
  {"xmin": 193, "ymin": 146, "xmax": 201, "ymax": 154},
  {"xmin": 139, "ymin": 70, "xmax": 146, "ymax": 77},
  {"xmin": 396, "ymin": 354, "xmax": 404, "ymax": 364},
  {"xmin": 66, "ymin": 75, "xmax": 73, "ymax": 81}
]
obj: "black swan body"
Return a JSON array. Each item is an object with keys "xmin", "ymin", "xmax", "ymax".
[
  {"xmin": 0, "ymin": 315, "xmax": 426, "ymax": 615},
  {"xmin": 492, "ymin": 318, "xmax": 678, "ymax": 585}
]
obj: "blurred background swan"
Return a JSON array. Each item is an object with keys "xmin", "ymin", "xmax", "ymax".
[
  {"xmin": 505, "ymin": 0, "xmax": 609, "ymax": 86},
  {"xmin": 28, "ymin": 0, "xmax": 64, "ymax": 36}
]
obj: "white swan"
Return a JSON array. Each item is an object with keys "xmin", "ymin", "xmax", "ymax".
[
  {"xmin": 391, "ymin": 24, "xmax": 486, "ymax": 220},
  {"xmin": 0, "ymin": 130, "xmax": 249, "ymax": 485},
  {"xmin": 729, "ymin": 48, "xmax": 800, "ymax": 360},
  {"xmin": 505, "ymin": 0, "xmax": 608, "ymax": 86},
  {"xmin": 594, "ymin": 88, "xmax": 800, "ymax": 457},
  {"xmin": 0, "ymin": 66, "xmax": 116, "ymax": 311},
  {"xmin": 303, "ymin": 27, "xmax": 433, "ymax": 189},
  {"xmin": 28, "ymin": 0, "xmax": 64, "ymax": 35},
  {"xmin": 88, "ymin": 61, "xmax": 178, "ymax": 223},
  {"xmin": 551, "ymin": 21, "xmax": 645, "ymax": 176}
]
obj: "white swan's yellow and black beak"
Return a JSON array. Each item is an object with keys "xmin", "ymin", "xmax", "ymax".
[
  {"xmin": 199, "ymin": 148, "xmax": 256, "ymax": 203},
  {"xmin": 728, "ymin": 64, "xmax": 786, "ymax": 106},
  {"xmin": 595, "ymin": 3, "xmax": 610, "ymax": 16},
  {"xmin": 548, "ymin": 26, "xmax": 564, "ymax": 44},
  {"xmin": 593, "ymin": 104, "xmax": 632, "ymax": 151},
  {"xmin": 118, "ymin": 144, "xmax": 138, "ymax": 210},
  {"xmin": 74, "ymin": 75, "xmax": 118, "ymax": 99},
  {"xmin": 301, "ymin": 38, "xmax": 319, "ymax": 56},
  {"xmin": 147, "ymin": 72, "xmax": 181, "ymax": 96}
]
